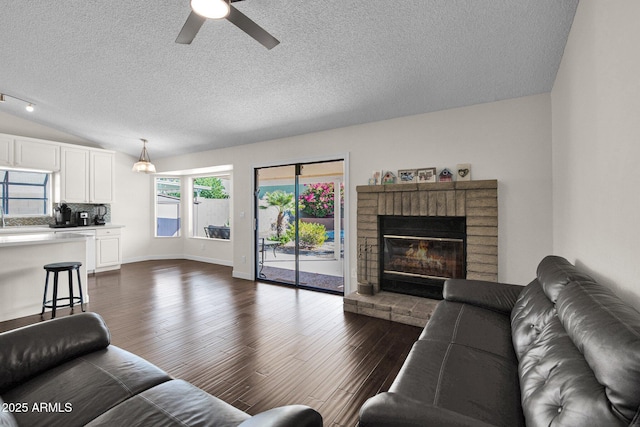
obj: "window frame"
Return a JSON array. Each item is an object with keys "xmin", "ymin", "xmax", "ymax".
[
  {"xmin": 189, "ymin": 172, "xmax": 232, "ymax": 241},
  {"xmin": 0, "ymin": 169, "xmax": 52, "ymax": 217},
  {"xmin": 154, "ymin": 176, "xmax": 182, "ymax": 238}
]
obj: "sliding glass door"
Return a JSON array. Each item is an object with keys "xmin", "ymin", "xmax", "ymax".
[{"xmin": 255, "ymin": 160, "xmax": 344, "ymax": 294}]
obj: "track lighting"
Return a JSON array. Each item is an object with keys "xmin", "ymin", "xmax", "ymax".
[
  {"xmin": 132, "ymin": 139, "xmax": 157, "ymax": 174},
  {"xmin": 0, "ymin": 92, "xmax": 35, "ymax": 112}
]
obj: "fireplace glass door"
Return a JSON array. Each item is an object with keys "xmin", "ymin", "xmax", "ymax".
[{"xmin": 383, "ymin": 236, "xmax": 464, "ymax": 280}]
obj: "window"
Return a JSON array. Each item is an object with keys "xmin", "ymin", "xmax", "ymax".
[
  {"xmin": 192, "ymin": 175, "xmax": 231, "ymax": 239},
  {"xmin": 0, "ymin": 169, "xmax": 51, "ymax": 216},
  {"xmin": 155, "ymin": 177, "xmax": 181, "ymax": 237}
]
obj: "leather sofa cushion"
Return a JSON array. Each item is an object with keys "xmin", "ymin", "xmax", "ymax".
[
  {"xmin": 3, "ymin": 346, "xmax": 171, "ymax": 427},
  {"xmin": 510, "ymin": 279, "xmax": 557, "ymax": 360},
  {"xmin": 557, "ymin": 280, "xmax": 640, "ymax": 423},
  {"xmin": 536, "ymin": 255, "xmax": 594, "ymax": 303},
  {"xmin": 86, "ymin": 379, "xmax": 250, "ymax": 427},
  {"xmin": 420, "ymin": 301, "xmax": 516, "ymax": 360},
  {"xmin": 388, "ymin": 340, "xmax": 524, "ymax": 427},
  {"xmin": 0, "ymin": 312, "xmax": 110, "ymax": 394},
  {"xmin": 518, "ymin": 315, "xmax": 625, "ymax": 427},
  {"xmin": 443, "ymin": 279, "xmax": 523, "ymax": 314}
]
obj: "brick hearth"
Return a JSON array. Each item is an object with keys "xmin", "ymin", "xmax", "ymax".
[{"xmin": 344, "ymin": 180, "xmax": 498, "ymax": 326}]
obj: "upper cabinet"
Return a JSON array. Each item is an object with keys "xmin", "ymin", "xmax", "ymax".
[
  {"xmin": 14, "ymin": 138, "xmax": 61, "ymax": 171},
  {"xmin": 0, "ymin": 133, "xmax": 115, "ymax": 204},
  {"xmin": 59, "ymin": 146, "xmax": 115, "ymax": 204},
  {"xmin": 0, "ymin": 136, "xmax": 13, "ymax": 166},
  {"xmin": 90, "ymin": 150, "xmax": 115, "ymax": 203},
  {"xmin": 0, "ymin": 134, "xmax": 60, "ymax": 171},
  {"xmin": 59, "ymin": 146, "xmax": 90, "ymax": 203}
]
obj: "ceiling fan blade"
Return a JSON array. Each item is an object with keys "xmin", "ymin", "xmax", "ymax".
[
  {"xmin": 176, "ymin": 11, "xmax": 207, "ymax": 44},
  {"xmin": 227, "ymin": 5, "xmax": 280, "ymax": 50}
]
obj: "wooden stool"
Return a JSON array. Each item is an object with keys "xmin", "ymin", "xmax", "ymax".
[{"xmin": 41, "ymin": 262, "xmax": 85, "ymax": 319}]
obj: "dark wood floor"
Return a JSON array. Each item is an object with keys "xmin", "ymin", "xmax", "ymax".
[{"xmin": 0, "ymin": 260, "xmax": 421, "ymax": 427}]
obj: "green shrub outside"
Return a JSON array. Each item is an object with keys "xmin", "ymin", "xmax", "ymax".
[{"xmin": 285, "ymin": 221, "xmax": 327, "ymax": 249}]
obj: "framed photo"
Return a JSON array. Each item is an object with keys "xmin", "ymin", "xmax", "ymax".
[
  {"xmin": 456, "ymin": 163, "xmax": 471, "ymax": 181},
  {"xmin": 398, "ymin": 169, "xmax": 417, "ymax": 183},
  {"xmin": 417, "ymin": 167, "xmax": 437, "ymax": 183}
]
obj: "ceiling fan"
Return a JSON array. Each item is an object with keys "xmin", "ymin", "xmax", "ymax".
[{"xmin": 176, "ymin": 0, "xmax": 280, "ymax": 49}]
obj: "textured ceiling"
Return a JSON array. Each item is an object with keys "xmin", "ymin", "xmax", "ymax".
[{"xmin": 0, "ymin": 0, "xmax": 578, "ymax": 159}]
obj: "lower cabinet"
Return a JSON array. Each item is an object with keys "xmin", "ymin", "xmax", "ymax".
[{"xmin": 96, "ymin": 228, "xmax": 122, "ymax": 272}]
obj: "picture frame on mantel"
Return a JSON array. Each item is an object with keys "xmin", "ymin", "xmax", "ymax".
[
  {"xmin": 457, "ymin": 163, "xmax": 472, "ymax": 181},
  {"xmin": 417, "ymin": 167, "xmax": 437, "ymax": 183},
  {"xmin": 398, "ymin": 169, "xmax": 417, "ymax": 183}
]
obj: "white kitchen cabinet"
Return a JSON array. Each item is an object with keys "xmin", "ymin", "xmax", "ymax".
[
  {"xmin": 58, "ymin": 147, "xmax": 115, "ymax": 204},
  {"xmin": 95, "ymin": 228, "xmax": 121, "ymax": 272},
  {"xmin": 0, "ymin": 136, "xmax": 13, "ymax": 166},
  {"xmin": 90, "ymin": 150, "xmax": 115, "ymax": 203},
  {"xmin": 14, "ymin": 138, "xmax": 60, "ymax": 171},
  {"xmin": 59, "ymin": 146, "xmax": 90, "ymax": 203}
]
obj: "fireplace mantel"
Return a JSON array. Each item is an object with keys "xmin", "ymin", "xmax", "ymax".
[{"xmin": 356, "ymin": 180, "xmax": 498, "ymax": 296}]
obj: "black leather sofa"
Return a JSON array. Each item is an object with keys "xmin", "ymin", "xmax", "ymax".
[
  {"xmin": 0, "ymin": 313, "xmax": 322, "ymax": 427},
  {"xmin": 359, "ymin": 255, "xmax": 640, "ymax": 426}
]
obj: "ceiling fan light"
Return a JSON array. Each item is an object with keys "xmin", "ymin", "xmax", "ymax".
[{"xmin": 191, "ymin": 0, "xmax": 230, "ymax": 19}]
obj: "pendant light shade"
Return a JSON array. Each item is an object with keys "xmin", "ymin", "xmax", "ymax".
[{"xmin": 132, "ymin": 139, "xmax": 156, "ymax": 173}]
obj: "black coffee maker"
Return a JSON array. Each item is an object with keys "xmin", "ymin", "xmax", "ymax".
[{"xmin": 51, "ymin": 204, "xmax": 73, "ymax": 227}]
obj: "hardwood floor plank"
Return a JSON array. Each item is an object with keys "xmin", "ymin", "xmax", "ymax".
[{"xmin": 0, "ymin": 260, "xmax": 422, "ymax": 427}]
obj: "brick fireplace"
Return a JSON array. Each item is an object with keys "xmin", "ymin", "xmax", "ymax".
[{"xmin": 344, "ymin": 180, "xmax": 498, "ymax": 326}]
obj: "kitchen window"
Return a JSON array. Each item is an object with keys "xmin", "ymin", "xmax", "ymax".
[
  {"xmin": 155, "ymin": 177, "xmax": 181, "ymax": 237},
  {"xmin": 192, "ymin": 174, "xmax": 231, "ymax": 240},
  {"xmin": 0, "ymin": 169, "xmax": 51, "ymax": 216}
]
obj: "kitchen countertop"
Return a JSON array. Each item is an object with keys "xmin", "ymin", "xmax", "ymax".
[
  {"xmin": 0, "ymin": 232, "xmax": 90, "ymax": 247},
  {"xmin": 0, "ymin": 224, "xmax": 124, "ymax": 235}
]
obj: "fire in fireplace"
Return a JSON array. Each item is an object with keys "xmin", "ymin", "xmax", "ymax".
[
  {"xmin": 384, "ymin": 236, "xmax": 464, "ymax": 279},
  {"xmin": 380, "ymin": 216, "xmax": 466, "ymax": 299}
]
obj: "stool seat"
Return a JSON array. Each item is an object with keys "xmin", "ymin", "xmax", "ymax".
[
  {"xmin": 44, "ymin": 262, "xmax": 83, "ymax": 272},
  {"xmin": 41, "ymin": 262, "xmax": 85, "ymax": 319}
]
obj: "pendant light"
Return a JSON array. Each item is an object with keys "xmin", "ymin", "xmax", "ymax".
[{"xmin": 132, "ymin": 139, "xmax": 156, "ymax": 173}]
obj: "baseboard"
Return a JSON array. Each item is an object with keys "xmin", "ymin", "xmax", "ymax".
[
  {"xmin": 184, "ymin": 254, "xmax": 233, "ymax": 267},
  {"xmin": 122, "ymin": 254, "xmax": 184, "ymax": 264},
  {"xmin": 232, "ymin": 270, "xmax": 254, "ymax": 281},
  {"xmin": 122, "ymin": 254, "xmax": 233, "ymax": 268}
]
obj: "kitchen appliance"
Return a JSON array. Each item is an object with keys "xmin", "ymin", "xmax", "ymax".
[
  {"xmin": 94, "ymin": 204, "xmax": 107, "ymax": 226},
  {"xmin": 55, "ymin": 229, "xmax": 96, "ymax": 273},
  {"xmin": 77, "ymin": 211, "xmax": 90, "ymax": 226},
  {"xmin": 50, "ymin": 204, "xmax": 75, "ymax": 228}
]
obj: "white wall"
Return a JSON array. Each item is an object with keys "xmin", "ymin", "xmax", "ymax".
[
  {"xmin": 0, "ymin": 111, "xmax": 98, "ymax": 147},
  {"xmin": 157, "ymin": 93, "xmax": 554, "ymax": 291},
  {"xmin": 551, "ymin": 0, "xmax": 640, "ymax": 310}
]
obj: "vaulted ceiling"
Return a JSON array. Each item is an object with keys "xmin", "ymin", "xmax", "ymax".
[{"xmin": 0, "ymin": 1, "xmax": 578, "ymax": 159}]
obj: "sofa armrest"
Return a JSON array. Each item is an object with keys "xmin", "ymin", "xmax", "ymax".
[
  {"xmin": 238, "ymin": 405, "xmax": 322, "ymax": 427},
  {"xmin": 0, "ymin": 312, "xmax": 110, "ymax": 394},
  {"xmin": 359, "ymin": 393, "xmax": 497, "ymax": 427},
  {"xmin": 443, "ymin": 279, "xmax": 523, "ymax": 314}
]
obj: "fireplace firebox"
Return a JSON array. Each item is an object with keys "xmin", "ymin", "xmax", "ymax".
[{"xmin": 380, "ymin": 216, "xmax": 466, "ymax": 299}]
